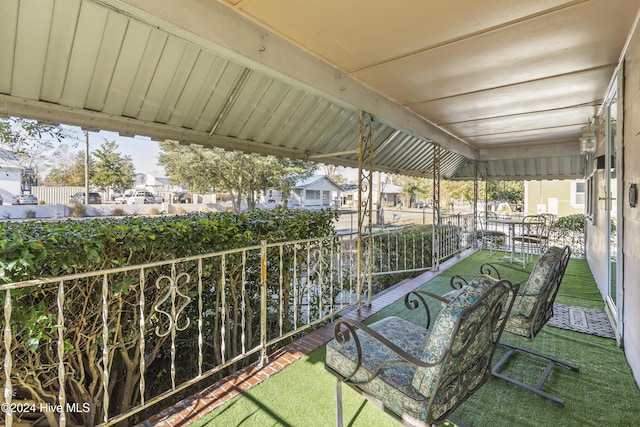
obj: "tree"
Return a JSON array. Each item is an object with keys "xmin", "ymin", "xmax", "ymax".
[
  {"xmin": 0, "ymin": 117, "xmax": 73, "ymax": 150},
  {"xmin": 1, "ymin": 117, "xmax": 80, "ymax": 182},
  {"xmin": 395, "ymin": 175, "xmax": 431, "ymax": 207},
  {"xmin": 441, "ymin": 180, "xmax": 476, "ymax": 204},
  {"xmin": 44, "ymin": 147, "xmax": 88, "ymax": 186},
  {"xmin": 91, "ymin": 140, "xmax": 135, "ymax": 191},
  {"xmin": 322, "ymin": 164, "xmax": 346, "ymax": 184},
  {"xmin": 486, "ymin": 180, "xmax": 524, "ymax": 203},
  {"xmin": 158, "ymin": 141, "xmax": 317, "ymax": 211}
]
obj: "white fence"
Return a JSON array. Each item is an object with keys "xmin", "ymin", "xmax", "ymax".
[{"xmin": 31, "ymin": 186, "xmax": 96, "ymax": 205}]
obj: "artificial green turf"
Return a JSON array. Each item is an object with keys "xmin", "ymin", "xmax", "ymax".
[
  {"xmin": 190, "ymin": 251, "xmax": 639, "ymax": 427},
  {"xmin": 443, "ymin": 250, "xmax": 604, "ymax": 309},
  {"xmin": 189, "ymin": 345, "xmax": 398, "ymax": 427}
]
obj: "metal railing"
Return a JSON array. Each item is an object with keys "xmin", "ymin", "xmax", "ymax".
[
  {"xmin": 437, "ymin": 213, "xmax": 478, "ymax": 265},
  {"xmin": 1, "ymin": 235, "xmax": 361, "ymax": 427},
  {"xmin": 370, "ymin": 227, "xmax": 431, "ymax": 276},
  {"xmin": 0, "ymin": 213, "xmax": 584, "ymax": 426},
  {"xmin": 481, "ymin": 213, "xmax": 586, "ymax": 259}
]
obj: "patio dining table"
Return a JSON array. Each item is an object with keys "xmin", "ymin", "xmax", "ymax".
[{"xmin": 486, "ymin": 216, "xmax": 536, "ymax": 267}]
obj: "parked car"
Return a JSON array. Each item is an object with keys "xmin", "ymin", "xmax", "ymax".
[
  {"xmin": 415, "ymin": 199, "xmax": 433, "ymax": 208},
  {"xmin": 70, "ymin": 192, "xmax": 102, "ymax": 204},
  {"xmin": 11, "ymin": 194, "xmax": 38, "ymax": 205},
  {"xmin": 126, "ymin": 190, "xmax": 159, "ymax": 204},
  {"xmin": 172, "ymin": 191, "xmax": 192, "ymax": 203},
  {"xmin": 0, "ymin": 193, "xmax": 3, "ymax": 205},
  {"xmin": 114, "ymin": 189, "xmax": 134, "ymax": 204}
]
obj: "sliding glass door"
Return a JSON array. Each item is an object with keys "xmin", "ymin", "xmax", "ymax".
[{"xmin": 605, "ymin": 74, "xmax": 623, "ymax": 338}]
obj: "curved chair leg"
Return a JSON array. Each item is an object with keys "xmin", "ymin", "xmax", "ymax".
[{"xmin": 492, "ymin": 342, "xmax": 579, "ymax": 406}]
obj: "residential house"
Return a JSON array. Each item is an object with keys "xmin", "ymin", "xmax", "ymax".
[
  {"xmin": 379, "ymin": 182, "xmax": 403, "ymax": 207},
  {"xmin": 0, "ymin": 148, "xmax": 24, "ymax": 201},
  {"xmin": 290, "ymin": 175, "xmax": 341, "ymax": 208},
  {"xmin": 340, "ymin": 182, "xmax": 404, "ymax": 208},
  {"xmin": 524, "ymin": 180, "xmax": 586, "ymax": 216}
]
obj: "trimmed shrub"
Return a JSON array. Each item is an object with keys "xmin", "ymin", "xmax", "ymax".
[{"xmin": 0, "ymin": 208, "xmax": 338, "ymax": 425}]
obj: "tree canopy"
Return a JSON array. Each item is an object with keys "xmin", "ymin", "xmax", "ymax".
[
  {"xmin": 0, "ymin": 117, "xmax": 73, "ymax": 151},
  {"xmin": 44, "ymin": 147, "xmax": 88, "ymax": 186},
  {"xmin": 91, "ymin": 140, "xmax": 135, "ymax": 191},
  {"xmin": 44, "ymin": 139, "xmax": 134, "ymax": 190},
  {"xmin": 158, "ymin": 141, "xmax": 317, "ymax": 211},
  {"xmin": 0, "ymin": 117, "xmax": 80, "ymax": 181}
]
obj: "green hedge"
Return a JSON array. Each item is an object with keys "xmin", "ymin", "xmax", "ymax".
[
  {"xmin": 554, "ymin": 213, "xmax": 585, "ymax": 233},
  {"xmin": 0, "ymin": 208, "xmax": 338, "ymax": 425},
  {"xmin": 0, "ymin": 208, "xmax": 338, "ymax": 283}
]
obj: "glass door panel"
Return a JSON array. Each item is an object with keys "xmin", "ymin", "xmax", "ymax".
[
  {"xmin": 607, "ymin": 93, "xmax": 617, "ymax": 307},
  {"xmin": 605, "ymin": 72, "xmax": 623, "ymax": 338}
]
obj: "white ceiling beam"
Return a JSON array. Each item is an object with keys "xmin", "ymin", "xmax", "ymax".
[
  {"xmin": 479, "ymin": 141, "xmax": 580, "ymax": 160},
  {"xmin": 93, "ymin": 0, "xmax": 479, "ymax": 160}
]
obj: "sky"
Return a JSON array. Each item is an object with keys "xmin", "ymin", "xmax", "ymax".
[
  {"xmin": 88, "ymin": 130, "xmax": 164, "ymax": 175},
  {"xmin": 69, "ymin": 126, "xmax": 362, "ymax": 181}
]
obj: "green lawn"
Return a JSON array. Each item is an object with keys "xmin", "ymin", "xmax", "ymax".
[{"xmin": 190, "ymin": 251, "xmax": 640, "ymax": 427}]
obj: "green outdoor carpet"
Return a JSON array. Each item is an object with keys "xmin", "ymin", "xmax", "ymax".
[{"xmin": 190, "ymin": 251, "xmax": 640, "ymax": 427}]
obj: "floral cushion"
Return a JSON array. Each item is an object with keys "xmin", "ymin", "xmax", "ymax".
[
  {"xmin": 325, "ymin": 316, "xmax": 432, "ymax": 420},
  {"xmin": 503, "ymin": 312, "xmax": 532, "ymax": 338},
  {"xmin": 411, "ymin": 275, "xmax": 500, "ymax": 399},
  {"xmin": 326, "ymin": 276, "xmax": 510, "ymax": 423},
  {"xmin": 512, "ymin": 246, "xmax": 564, "ymax": 318}
]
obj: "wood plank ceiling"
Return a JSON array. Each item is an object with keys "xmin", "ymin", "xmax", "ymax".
[{"xmin": 1, "ymin": 0, "xmax": 638, "ymax": 180}]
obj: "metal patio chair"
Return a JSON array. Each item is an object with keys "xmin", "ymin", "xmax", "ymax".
[
  {"xmin": 450, "ymin": 245, "xmax": 579, "ymax": 406},
  {"xmin": 480, "ymin": 211, "xmax": 507, "ymax": 257},
  {"xmin": 521, "ymin": 213, "xmax": 555, "ymax": 254},
  {"xmin": 325, "ymin": 276, "xmax": 519, "ymax": 426},
  {"xmin": 512, "ymin": 214, "xmax": 545, "ymax": 264}
]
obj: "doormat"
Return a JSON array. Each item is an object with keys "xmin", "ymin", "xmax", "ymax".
[{"xmin": 547, "ymin": 303, "xmax": 615, "ymax": 339}]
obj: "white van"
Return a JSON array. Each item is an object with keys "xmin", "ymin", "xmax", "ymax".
[{"xmin": 126, "ymin": 190, "xmax": 160, "ymax": 204}]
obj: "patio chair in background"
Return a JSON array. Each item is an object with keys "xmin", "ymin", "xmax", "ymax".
[
  {"xmin": 521, "ymin": 213, "xmax": 556, "ymax": 255},
  {"xmin": 512, "ymin": 214, "xmax": 546, "ymax": 264},
  {"xmin": 524, "ymin": 213, "xmax": 555, "ymax": 253},
  {"xmin": 325, "ymin": 276, "xmax": 519, "ymax": 426},
  {"xmin": 450, "ymin": 245, "xmax": 578, "ymax": 406},
  {"xmin": 480, "ymin": 211, "xmax": 507, "ymax": 257}
]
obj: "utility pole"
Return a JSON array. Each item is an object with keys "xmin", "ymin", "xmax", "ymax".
[{"xmin": 84, "ymin": 130, "xmax": 89, "ymax": 204}]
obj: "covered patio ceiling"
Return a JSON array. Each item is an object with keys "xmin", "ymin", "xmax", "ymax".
[{"xmin": 1, "ymin": 0, "xmax": 638, "ymax": 180}]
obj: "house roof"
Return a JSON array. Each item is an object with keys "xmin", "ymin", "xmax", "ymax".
[
  {"xmin": 0, "ymin": 148, "xmax": 23, "ymax": 170},
  {"xmin": 381, "ymin": 183, "xmax": 403, "ymax": 194},
  {"xmin": 295, "ymin": 175, "xmax": 342, "ymax": 191}
]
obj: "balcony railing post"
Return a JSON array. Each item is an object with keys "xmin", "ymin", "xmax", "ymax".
[
  {"xmin": 3, "ymin": 289, "xmax": 13, "ymax": 427},
  {"xmin": 457, "ymin": 213, "xmax": 462, "ymax": 257},
  {"xmin": 259, "ymin": 240, "xmax": 269, "ymax": 367},
  {"xmin": 101, "ymin": 275, "xmax": 111, "ymax": 424},
  {"xmin": 57, "ymin": 281, "xmax": 67, "ymax": 427}
]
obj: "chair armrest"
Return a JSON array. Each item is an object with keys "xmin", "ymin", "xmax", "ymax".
[
  {"xmin": 479, "ymin": 262, "xmax": 532, "ymax": 285},
  {"xmin": 330, "ymin": 318, "xmax": 440, "ymax": 384},
  {"xmin": 480, "ymin": 262, "xmax": 529, "ymax": 276},
  {"xmin": 449, "ymin": 262, "xmax": 526, "ymax": 291},
  {"xmin": 404, "ymin": 290, "xmax": 450, "ymax": 329},
  {"xmin": 450, "ymin": 274, "xmax": 471, "ymax": 290}
]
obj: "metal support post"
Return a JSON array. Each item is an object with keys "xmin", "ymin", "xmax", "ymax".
[
  {"xmin": 432, "ymin": 144, "xmax": 441, "ymax": 270},
  {"xmin": 473, "ymin": 161, "xmax": 479, "ymax": 247},
  {"xmin": 357, "ymin": 111, "xmax": 374, "ymax": 309}
]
